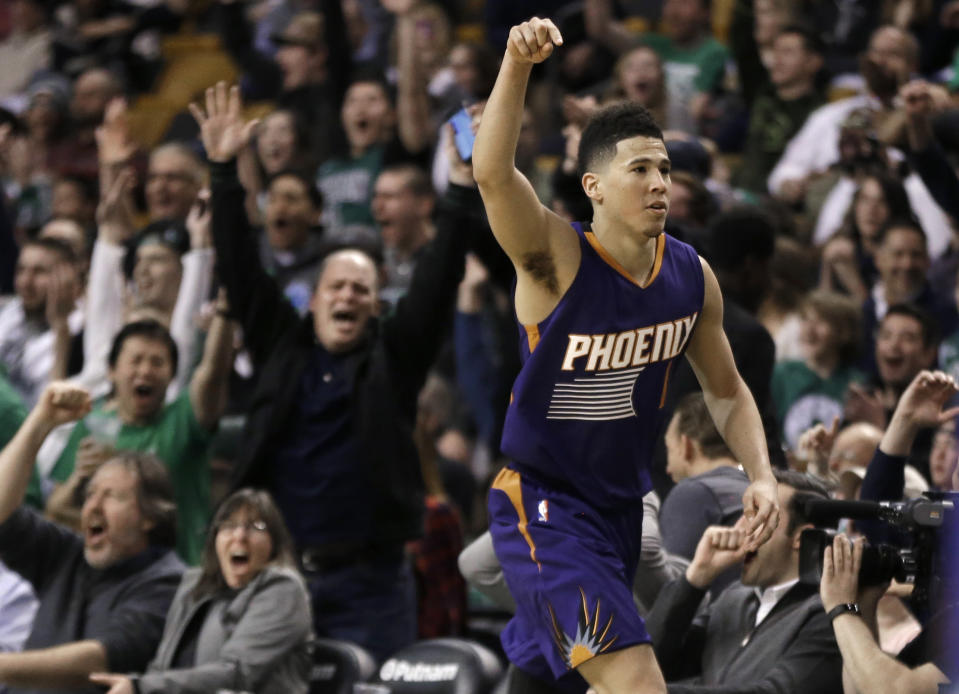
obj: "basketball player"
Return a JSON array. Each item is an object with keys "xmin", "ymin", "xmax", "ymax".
[{"xmin": 472, "ymin": 18, "xmax": 781, "ymax": 694}]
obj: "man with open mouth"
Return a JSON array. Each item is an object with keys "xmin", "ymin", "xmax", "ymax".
[
  {"xmin": 0, "ymin": 381, "xmax": 183, "ymax": 694},
  {"xmin": 29, "ymin": 308, "xmax": 235, "ymax": 565},
  {"xmin": 193, "ymin": 81, "xmax": 479, "ymax": 661}
]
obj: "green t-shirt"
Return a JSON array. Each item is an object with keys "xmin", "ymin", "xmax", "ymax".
[
  {"xmin": 0, "ymin": 371, "xmax": 27, "ymax": 452},
  {"xmin": 316, "ymin": 144, "xmax": 385, "ymax": 234},
  {"xmin": 642, "ymin": 33, "xmax": 729, "ymax": 130},
  {"xmin": 47, "ymin": 392, "xmax": 212, "ymax": 564},
  {"xmin": 772, "ymin": 360, "xmax": 865, "ymax": 452},
  {"xmin": 736, "ymin": 88, "xmax": 826, "ymax": 192}
]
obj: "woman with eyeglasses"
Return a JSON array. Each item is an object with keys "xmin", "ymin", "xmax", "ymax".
[{"xmin": 89, "ymin": 488, "xmax": 313, "ymax": 694}]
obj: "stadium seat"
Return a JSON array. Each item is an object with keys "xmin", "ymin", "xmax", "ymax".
[
  {"xmin": 373, "ymin": 638, "xmax": 504, "ymax": 694},
  {"xmin": 310, "ymin": 638, "xmax": 378, "ymax": 694}
]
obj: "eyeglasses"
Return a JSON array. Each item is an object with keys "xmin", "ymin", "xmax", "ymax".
[{"xmin": 218, "ymin": 520, "xmax": 269, "ymax": 534}]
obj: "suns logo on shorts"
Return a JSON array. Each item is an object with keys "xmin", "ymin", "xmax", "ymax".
[{"xmin": 547, "ymin": 587, "xmax": 619, "ymax": 669}]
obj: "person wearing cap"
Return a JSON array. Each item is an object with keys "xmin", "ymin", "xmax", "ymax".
[{"xmin": 215, "ymin": 1, "xmax": 351, "ymax": 167}]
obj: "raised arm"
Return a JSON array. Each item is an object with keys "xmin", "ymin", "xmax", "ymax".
[
  {"xmin": 192, "ymin": 82, "xmax": 301, "ymax": 364},
  {"xmin": 472, "ymin": 18, "xmax": 580, "ymax": 324},
  {"xmin": 387, "ymin": 0, "xmax": 433, "ymax": 155},
  {"xmin": 0, "ymin": 383, "xmax": 91, "ymax": 525},
  {"xmin": 683, "ymin": 258, "xmax": 780, "ymax": 551},
  {"xmin": 169, "ymin": 191, "xmax": 216, "ymax": 397},
  {"xmin": 189, "ymin": 290, "xmax": 235, "ymax": 431}
]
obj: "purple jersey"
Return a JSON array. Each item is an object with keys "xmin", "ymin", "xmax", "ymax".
[{"xmin": 501, "ymin": 224, "xmax": 704, "ymax": 509}]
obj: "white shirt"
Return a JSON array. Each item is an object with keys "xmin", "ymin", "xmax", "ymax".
[
  {"xmin": 812, "ymin": 172, "xmax": 954, "ymax": 259},
  {"xmin": 768, "ymin": 95, "xmax": 877, "ymax": 195},
  {"xmin": 0, "ymin": 298, "xmax": 83, "ymax": 407},
  {"xmin": 755, "ymin": 578, "xmax": 800, "ymax": 626}
]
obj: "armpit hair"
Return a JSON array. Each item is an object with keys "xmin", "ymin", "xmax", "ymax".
[{"xmin": 522, "ymin": 251, "xmax": 560, "ymax": 295}]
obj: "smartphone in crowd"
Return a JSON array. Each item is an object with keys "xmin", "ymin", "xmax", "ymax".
[{"xmin": 447, "ymin": 107, "xmax": 476, "ymax": 162}]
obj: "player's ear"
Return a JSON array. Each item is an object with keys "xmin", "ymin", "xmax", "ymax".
[
  {"xmin": 681, "ymin": 433, "xmax": 695, "ymax": 461},
  {"xmin": 582, "ymin": 171, "xmax": 602, "ymax": 203}
]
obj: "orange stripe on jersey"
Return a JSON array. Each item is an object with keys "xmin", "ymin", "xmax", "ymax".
[
  {"xmin": 524, "ymin": 323, "xmax": 541, "ymax": 353},
  {"xmin": 644, "ymin": 234, "xmax": 666, "ymax": 288},
  {"xmin": 659, "ymin": 359, "xmax": 673, "ymax": 409},
  {"xmin": 584, "ymin": 232, "xmax": 666, "ymax": 289},
  {"xmin": 491, "ymin": 468, "xmax": 541, "ymax": 571}
]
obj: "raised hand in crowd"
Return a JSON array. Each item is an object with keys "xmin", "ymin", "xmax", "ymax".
[
  {"xmin": 45, "ymin": 261, "xmax": 79, "ymax": 333},
  {"xmin": 186, "ymin": 189, "xmax": 212, "ymax": 249},
  {"xmin": 0, "ymin": 382, "xmax": 92, "ymax": 524},
  {"xmin": 95, "ymin": 166, "xmax": 137, "ymax": 244},
  {"xmin": 34, "ymin": 382, "xmax": 93, "ymax": 430},
  {"xmin": 189, "ymin": 82, "xmax": 259, "ymax": 164},
  {"xmin": 797, "ymin": 415, "xmax": 841, "ymax": 475},
  {"xmin": 46, "ymin": 260, "xmax": 81, "ymax": 383},
  {"xmin": 881, "ymin": 370, "xmax": 959, "ymax": 456},
  {"xmin": 684, "ymin": 515, "xmax": 751, "ymax": 590},
  {"xmin": 899, "ymin": 80, "xmax": 950, "ymax": 151},
  {"xmin": 96, "ymin": 98, "xmax": 137, "ymax": 177},
  {"xmin": 844, "ymin": 383, "xmax": 887, "ymax": 431}
]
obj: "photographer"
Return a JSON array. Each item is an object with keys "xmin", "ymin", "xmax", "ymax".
[
  {"xmin": 820, "ymin": 533, "xmax": 955, "ymax": 693},
  {"xmin": 818, "ymin": 369, "xmax": 959, "ymax": 693},
  {"xmin": 858, "ymin": 369, "xmax": 958, "ymax": 543}
]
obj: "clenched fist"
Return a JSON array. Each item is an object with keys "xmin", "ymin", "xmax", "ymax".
[
  {"xmin": 35, "ymin": 382, "xmax": 92, "ymax": 428},
  {"xmin": 506, "ymin": 17, "xmax": 564, "ymax": 65}
]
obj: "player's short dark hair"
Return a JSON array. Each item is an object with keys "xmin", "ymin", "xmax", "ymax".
[
  {"xmin": 882, "ymin": 303, "xmax": 940, "ymax": 349},
  {"xmin": 672, "ymin": 393, "xmax": 733, "ymax": 460},
  {"xmin": 267, "ymin": 169, "xmax": 324, "ymax": 210},
  {"xmin": 773, "ymin": 469, "xmax": 834, "ymax": 533},
  {"xmin": 577, "ymin": 102, "xmax": 663, "ymax": 175},
  {"xmin": 108, "ymin": 319, "xmax": 179, "ymax": 374}
]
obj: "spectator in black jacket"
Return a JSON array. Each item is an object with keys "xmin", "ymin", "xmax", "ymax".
[{"xmin": 193, "ymin": 82, "xmax": 478, "ymax": 660}]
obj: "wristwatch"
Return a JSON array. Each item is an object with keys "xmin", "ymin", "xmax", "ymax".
[{"xmin": 827, "ymin": 602, "xmax": 862, "ymax": 622}]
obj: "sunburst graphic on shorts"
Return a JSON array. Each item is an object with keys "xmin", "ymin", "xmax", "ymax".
[{"xmin": 547, "ymin": 587, "xmax": 619, "ymax": 669}]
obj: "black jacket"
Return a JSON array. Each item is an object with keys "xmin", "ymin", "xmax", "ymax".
[{"xmin": 210, "ymin": 160, "xmax": 478, "ymax": 545}]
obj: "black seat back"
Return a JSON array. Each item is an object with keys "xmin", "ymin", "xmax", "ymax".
[
  {"xmin": 310, "ymin": 638, "xmax": 378, "ymax": 694},
  {"xmin": 374, "ymin": 638, "xmax": 504, "ymax": 694}
]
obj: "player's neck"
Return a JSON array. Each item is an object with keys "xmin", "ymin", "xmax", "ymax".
[{"xmin": 591, "ymin": 220, "xmax": 661, "ymax": 285}]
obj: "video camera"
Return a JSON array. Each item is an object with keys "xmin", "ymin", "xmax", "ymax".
[{"xmin": 798, "ymin": 492, "xmax": 957, "ymax": 612}]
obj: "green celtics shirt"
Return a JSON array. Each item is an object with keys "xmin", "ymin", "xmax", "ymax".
[
  {"xmin": 46, "ymin": 392, "xmax": 212, "ymax": 564},
  {"xmin": 772, "ymin": 360, "xmax": 865, "ymax": 452}
]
